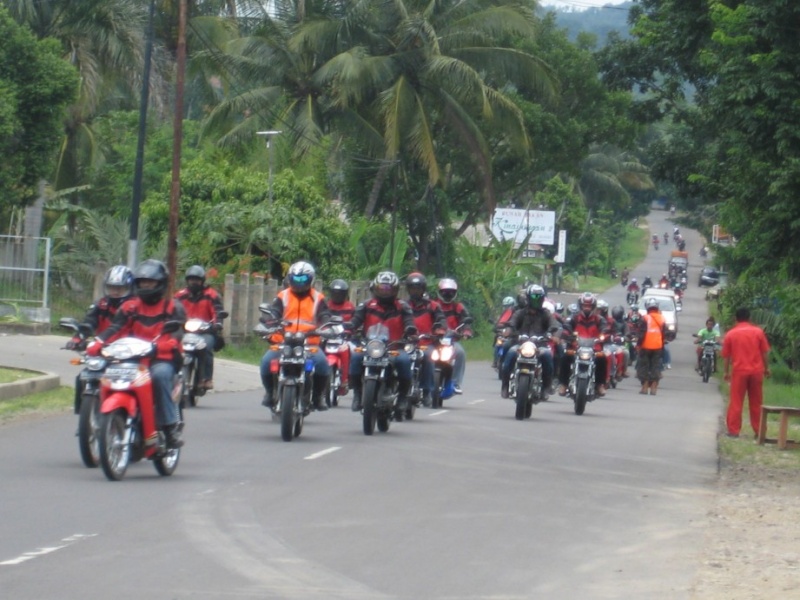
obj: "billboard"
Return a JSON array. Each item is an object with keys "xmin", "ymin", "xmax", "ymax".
[{"xmin": 491, "ymin": 208, "xmax": 556, "ymax": 245}]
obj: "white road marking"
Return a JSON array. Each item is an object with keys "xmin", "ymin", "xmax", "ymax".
[
  {"xmin": 304, "ymin": 446, "xmax": 342, "ymax": 460},
  {"xmin": 428, "ymin": 410, "xmax": 449, "ymax": 417},
  {"xmin": 1, "ymin": 534, "xmax": 97, "ymax": 567},
  {"xmin": 467, "ymin": 399, "xmax": 485, "ymax": 405}
]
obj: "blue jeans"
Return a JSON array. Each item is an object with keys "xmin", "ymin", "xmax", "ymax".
[
  {"xmin": 350, "ymin": 350, "xmax": 412, "ymax": 384},
  {"xmin": 502, "ymin": 347, "xmax": 554, "ymax": 389},
  {"xmin": 260, "ymin": 348, "xmax": 329, "ymax": 393},
  {"xmin": 452, "ymin": 342, "xmax": 467, "ymax": 386},
  {"xmin": 419, "ymin": 347, "xmax": 435, "ymax": 394},
  {"xmin": 151, "ymin": 361, "xmax": 178, "ymax": 427}
]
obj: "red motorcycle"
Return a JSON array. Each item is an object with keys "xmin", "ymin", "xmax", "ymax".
[
  {"xmin": 322, "ymin": 318, "xmax": 348, "ymax": 407},
  {"xmin": 96, "ymin": 323, "xmax": 184, "ymax": 481},
  {"xmin": 652, "ymin": 235, "xmax": 659, "ymax": 250}
]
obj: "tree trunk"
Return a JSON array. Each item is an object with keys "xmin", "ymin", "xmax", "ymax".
[{"xmin": 364, "ymin": 160, "xmax": 393, "ymax": 219}]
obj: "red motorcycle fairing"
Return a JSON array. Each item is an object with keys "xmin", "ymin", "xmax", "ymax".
[
  {"xmin": 99, "ymin": 391, "xmax": 138, "ymax": 416},
  {"xmin": 326, "ymin": 353, "xmax": 339, "ymax": 367},
  {"xmin": 100, "ymin": 385, "xmax": 158, "ymax": 450}
]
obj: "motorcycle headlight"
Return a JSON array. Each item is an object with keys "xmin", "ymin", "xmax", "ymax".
[
  {"xmin": 282, "ymin": 345, "xmax": 293, "ymax": 358},
  {"xmin": 404, "ymin": 342, "xmax": 416, "ymax": 354},
  {"xmin": 578, "ymin": 350, "xmax": 593, "ymax": 361},
  {"xmin": 293, "ymin": 346, "xmax": 304, "ymax": 358},
  {"xmin": 366, "ymin": 339, "xmax": 386, "ymax": 359},
  {"xmin": 434, "ymin": 345, "xmax": 454, "ymax": 362},
  {"xmin": 519, "ymin": 341, "xmax": 537, "ymax": 358},
  {"xmin": 667, "ymin": 324, "xmax": 676, "ymax": 332},
  {"xmin": 86, "ymin": 357, "xmax": 106, "ymax": 371}
]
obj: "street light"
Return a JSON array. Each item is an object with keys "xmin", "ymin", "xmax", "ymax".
[{"xmin": 257, "ymin": 130, "xmax": 282, "ymax": 202}]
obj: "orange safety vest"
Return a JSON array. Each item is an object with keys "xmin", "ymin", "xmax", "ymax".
[
  {"xmin": 277, "ymin": 288, "xmax": 323, "ymax": 345},
  {"xmin": 641, "ymin": 312, "xmax": 665, "ymax": 350}
]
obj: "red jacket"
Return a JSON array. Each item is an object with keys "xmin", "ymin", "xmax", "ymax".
[
  {"xmin": 98, "ymin": 297, "xmax": 186, "ymax": 363},
  {"xmin": 350, "ymin": 298, "xmax": 415, "ymax": 341},
  {"xmin": 174, "ymin": 285, "xmax": 223, "ymax": 324}
]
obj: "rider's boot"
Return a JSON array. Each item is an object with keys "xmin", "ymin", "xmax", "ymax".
[
  {"xmin": 311, "ymin": 374, "xmax": 328, "ymax": 411},
  {"xmin": 164, "ymin": 423, "xmax": 184, "ymax": 449},
  {"xmin": 396, "ymin": 379, "xmax": 411, "ymax": 417},
  {"xmin": 261, "ymin": 388, "xmax": 274, "ymax": 409},
  {"xmin": 351, "ymin": 381, "xmax": 362, "ymax": 412}
]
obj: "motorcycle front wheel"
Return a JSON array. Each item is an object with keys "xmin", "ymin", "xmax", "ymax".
[
  {"xmin": 327, "ymin": 368, "xmax": 339, "ymax": 408},
  {"xmin": 98, "ymin": 409, "xmax": 131, "ymax": 481},
  {"xmin": 702, "ymin": 357, "xmax": 711, "ymax": 383},
  {"xmin": 431, "ymin": 371, "xmax": 443, "ymax": 409},
  {"xmin": 574, "ymin": 378, "xmax": 589, "ymax": 416},
  {"xmin": 515, "ymin": 374, "xmax": 531, "ymax": 421},
  {"xmin": 78, "ymin": 392, "xmax": 100, "ymax": 468},
  {"xmin": 280, "ymin": 386, "xmax": 300, "ymax": 442},
  {"xmin": 362, "ymin": 379, "xmax": 378, "ymax": 435}
]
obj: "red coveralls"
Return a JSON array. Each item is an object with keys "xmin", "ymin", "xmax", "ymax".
[{"xmin": 721, "ymin": 322, "xmax": 770, "ymax": 436}]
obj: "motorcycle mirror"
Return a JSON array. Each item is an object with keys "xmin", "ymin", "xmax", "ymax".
[
  {"xmin": 258, "ymin": 303, "xmax": 276, "ymax": 317},
  {"xmin": 218, "ymin": 310, "xmax": 230, "ymax": 320},
  {"xmin": 329, "ymin": 315, "xmax": 343, "ymax": 324},
  {"xmin": 59, "ymin": 317, "xmax": 79, "ymax": 329}
]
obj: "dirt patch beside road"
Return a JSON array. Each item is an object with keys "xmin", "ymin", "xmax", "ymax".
[{"xmin": 690, "ymin": 461, "xmax": 800, "ymax": 599}]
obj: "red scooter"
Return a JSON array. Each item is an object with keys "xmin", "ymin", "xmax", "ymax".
[
  {"xmin": 96, "ymin": 323, "xmax": 183, "ymax": 481},
  {"xmin": 322, "ymin": 318, "xmax": 348, "ymax": 407}
]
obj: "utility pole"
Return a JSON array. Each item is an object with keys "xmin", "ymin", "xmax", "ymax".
[
  {"xmin": 128, "ymin": 0, "xmax": 157, "ymax": 269},
  {"xmin": 167, "ymin": 0, "xmax": 188, "ymax": 295},
  {"xmin": 257, "ymin": 131, "xmax": 282, "ymax": 202}
]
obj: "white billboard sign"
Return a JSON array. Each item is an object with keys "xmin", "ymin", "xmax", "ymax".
[{"xmin": 491, "ymin": 208, "xmax": 556, "ymax": 245}]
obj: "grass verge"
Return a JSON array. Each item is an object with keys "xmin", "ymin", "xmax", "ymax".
[
  {"xmin": 0, "ymin": 386, "xmax": 73, "ymax": 423},
  {"xmin": 0, "ymin": 367, "xmax": 38, "ymax": 384}
]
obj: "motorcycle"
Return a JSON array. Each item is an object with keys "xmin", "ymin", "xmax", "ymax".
[
  {"xmin": 492, "ymin": 326, "xmax": 513, "ymax": 377},
  {"xmin": 698, "ymin": 338, "xmax": 719, "ymax": 383},
  {"xmin": 566, "ymin": 336, "xmax": 602, "ymax": 416},
  {"xmin": 323, "ymin": 322, "xmax": 349, "ymax": 408},
  {"xmin": 652, "ymin": 236, "xmax": 659, "ymax": 250},
  {"xmin": 507, "ymin": 334, "xmax": 549, "ymax": 421},
  {"xmin": 621, "ymin": 274, "xmax": 629, "ymax": 287},
  {"xmin": 664, "ymin": 233, "xmax": 669, "ymax": 245},
  {"xmin": 603, "ymin": 334, "xmax": 626, "ymax": 388},
  {"xmin": 257, "ymin": 313, "xmax": 338, "ymax": 442},
  {"xmin": 354, "ymin": 324, "xmax": 411, "ymax": 435},
  {"xmin": 59, "ymin": 317, "xmax": 107, "ymax": 468},
  {"xmin": 428, "ymin": 321, "xmax": 471, "ymax": 409},
  {"xmin": 180, "ymin": 311, "xmax": 227, "ymax": 408},
  {"xmin": 95, "ymin": 323, "xmax": 184, "ymax": 481},
  {"xmin": 626, "ymin": 291, "xmax": 639, "ymax": 306},
  {"xmin": 610, "ymin": 267, "xmax": 617, "ymax": 279}
]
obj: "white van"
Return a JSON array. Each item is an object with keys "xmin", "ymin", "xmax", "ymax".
[{"xmin": 639, "ymin": 288, "xmax": 680, "ymax": 337}]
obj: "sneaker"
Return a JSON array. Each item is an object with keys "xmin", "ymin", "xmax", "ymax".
[
  {"xmin": 453, "ymin": 384, "xmax": 463, "ymax": 395},
  {"xmin": 203, "ymin": 380, "xmax": 214, "ymax": 390},
  {"xmin": 596, "ymin": 384, "xmax": 606, "ymax": 397},
  {"xmin": 261, "ymin": 393, "xmax": 274, "ymax": 409},
  {"xmin": 665, "ymin": 363, "xmax": 672, "ymax": 370},
  {"xmin": 421, "ymin": 392, "xmax": 432, "ymax": 408},
  {"xmin": 557, "ymin": 385, "xmax": 567, "ymax": 397},
  {"xmin": 164, "ymin": 426, "xmax": 184, "ymax": 449},
  {"xmin": 337, "ymin": 384, "xmax": 349, "ymax": 396}
]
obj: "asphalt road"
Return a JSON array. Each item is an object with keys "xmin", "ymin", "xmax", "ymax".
[{"xmin": 0, "ymin": 210, "xmax": 723, "ymax": 599}]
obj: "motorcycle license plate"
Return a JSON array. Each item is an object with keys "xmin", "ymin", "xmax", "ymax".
[{"xmin": 103, "ymin": 366, "xmax": 139, "ymax": 380}]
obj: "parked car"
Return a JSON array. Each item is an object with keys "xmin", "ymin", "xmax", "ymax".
[
  {"xmin": 640, "ymin": 288, "xmax": 680, "ymax": 337},
  {"xmin": 699, "ymin": 266, "xmax": 720, "ymax": 287}
]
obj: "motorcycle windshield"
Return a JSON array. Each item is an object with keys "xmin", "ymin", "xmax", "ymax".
[{"xmin": 365, "ymin": 324, "xmax": 391, "ymax": 342}]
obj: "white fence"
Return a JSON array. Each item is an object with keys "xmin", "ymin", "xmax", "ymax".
[{"xmin": 0, "ymin": 235, "xmax": 51, "ymax": 323}]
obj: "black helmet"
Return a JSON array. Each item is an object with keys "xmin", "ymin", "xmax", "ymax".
[
  {"xmin": 526, "ymin": 284, "xmax": 545, "ymax": 310},
  {"xmin": 185, "ymin": 264, "xmax": 206, "ymax": 294},
  {"xmin": 329, "ymin": 278, "xmax": 349, "ymax": 304},
  {"xmin": 133, "ymin": 259, "xmax": 168, "ymax": 305},
  {"xmin": 287, "ymin": 261, "xmax": 315, "ymax": 294},
  {"xmin": 611, "ymin": 305, "xmax": 625, "ymax": 321},
  {"xmin": 405, "ymin": 272, "xmax": 427, "ymax": 300},
  {"xmin": 372, "ymin": 271, "xmax": 399, "ymax": 302}
]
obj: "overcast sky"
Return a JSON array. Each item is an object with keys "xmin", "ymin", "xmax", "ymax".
[{"xmin": 539, "ymin": 0, "xmax": 630, "ymax": 10}]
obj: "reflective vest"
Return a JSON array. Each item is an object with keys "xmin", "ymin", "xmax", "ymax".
[
  {"xmin": 278, "ymin": 288, "xmax": 323, "ymax": 344},
  {"xmin": 642, "ymin": 312, "xmax": 665, "ymax": 350}
]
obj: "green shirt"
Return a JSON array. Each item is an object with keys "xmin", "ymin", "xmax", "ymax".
[{"xmin": 696, "ymin": 327, "xmax": 719, "ymax": 343}]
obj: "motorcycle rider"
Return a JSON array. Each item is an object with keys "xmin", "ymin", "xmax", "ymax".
[
  {"xmin": 259, "ymin": 261, "xmax": 331, "ymax": 412},
  {"xmin": 635, "ymin": 297, "xmax": 666, "ymax": 395},
  {"xmin": 436, "ymin": 278, "xmax": 473, "ymax": 394},
  {"xmin": 498, "ymin": 284, "xmax": 560, "ymax": 399},
  {"xmin": 347, "ymin": 271, "xmax": 417, "ymax": 413},
  {"xmin": 174, "ymin": 265, "xmax": 225, "ymax": 390},
  {"xmin": 405, "ymin": 272, "xmax": 447, "ymax": 407},
  {"xmin": 621, "ymin": 266, "xmax": 630, "ymax": 285},
  {"xmin": 642, "ymin": 275, "xmax": 654, "ymax": 290},
  {"xmin": 87, "ymin": 259, "xmax": 186, "ymax": 449},
  {"xmin": 659, "ymin": 273, "xmax": 670, "ymax": 288},
  {"xmin": 558, "ymin": 292, "xmax": 609, "ymax": 397},
  {"xmin": 694, "ymin": 317, "xmax": 721, "ymax": 372},
  {"xmin": 626, "ymin": 277, "xmax": 640, "ymax": 304},
  {"xmin": 67, "ymin": 265, "xmax": 134, "ymax": 350},
  {"xmin": 610, "ymin": 305, "xmax": 631, "ymax": 378},
  {"xmin": 327, "ymin": 279, "xmax": 355, "ymax": 395},
  {"xmin": 496, "ymin": 296, "xmax": 517, "ymax": 326}
]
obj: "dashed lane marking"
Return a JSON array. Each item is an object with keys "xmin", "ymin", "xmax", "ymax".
[{"xmin": 304, "ymin": 446, "xmax": 342, "ymax": 460}]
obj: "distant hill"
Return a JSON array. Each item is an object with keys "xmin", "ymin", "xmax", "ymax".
[{"xmin": 540, "ymin": 2, "xmax": 634, "ymax": 46}]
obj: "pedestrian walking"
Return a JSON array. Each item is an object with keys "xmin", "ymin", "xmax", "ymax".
[{"xmin": 721, "ymin": 307, "xmax": 770, "ymax": 438}]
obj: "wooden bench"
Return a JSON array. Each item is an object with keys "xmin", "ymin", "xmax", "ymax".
[{"xmin": 757, "ymin": 405, "xmax": 800, "ymax": 450}]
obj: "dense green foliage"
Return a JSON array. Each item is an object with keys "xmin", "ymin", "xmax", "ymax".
[{"xmin": 0, "ymin": 6, "xmax": 77, "ymax": 208}]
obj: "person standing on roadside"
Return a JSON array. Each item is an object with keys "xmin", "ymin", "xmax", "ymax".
[
  {"xmin": 635, "ymin": 298, "xmax": 665, "ymax": 395},
  {"xmin": 721, "ymin": 307, "xmax": 770, "ymax": 438}
]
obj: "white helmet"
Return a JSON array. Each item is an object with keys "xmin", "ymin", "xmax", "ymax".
[{"xmin": 287, "ymin": 261, "xmax": 315, "ymax": 293}]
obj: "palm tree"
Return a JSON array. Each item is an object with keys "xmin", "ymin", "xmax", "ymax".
[{"xmin": 578, "ymin": 145, "xmax": 654, "ymax": 212}]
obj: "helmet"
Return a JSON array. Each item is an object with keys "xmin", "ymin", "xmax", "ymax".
[
  {"xmin": 502, "ymin": 296, "xmax": 516, "ymax": 308},
  {"xmin": 526, "ymin": 284, "xmax": 545, "ymax": 310},
  {"xmin": 644, "ymin": 297, "xmax": 659, "ymax": 311},
  {"xmin": 133, "ymin": 259, "xmax": 168, "ymax": 305},
  {"xmin": 405, "ymin": 272, "xmax": 427, "ymax": 300},
  {"xmin": 554, "ymin": 302, "xmax": 564, "ymax": 314},
  {"xmin": 611, "ymin": 305, "xmax": 625, "ymax": 321},
  {"xmin": 579, "ymin": 292, "xmax": 596, "ymax": 314},
  {"xmin": 287, "ymin": 261, "xmax": 315, "ymax": 294},
  {"xmin": 104, "ymin": 265, "xmax": 133, "ymax": 299},
  {"xmin": 372, "ymin": 271, "xmax": 400, "ymax": 301},
  {"xmin": 437, "ymin": 278, "xmax": 458, "ymax": 303},
  {"xmin": 597, "ymin": 299, "xmax": 609, "ymax": 315},
  {"xmin": 185, "ymin": 265, "xmax": 206, "ymax": 294},
  {"xmin": 329, "ymin": 279, "xmax": 349, "ymax": 304},
  {"xmin": 567, "ymin": 303, "xmax": 579, "ymax": 316},
  {"xmin": 631, "ymin": 278, "xmax": 637, "ymax": 284}
]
